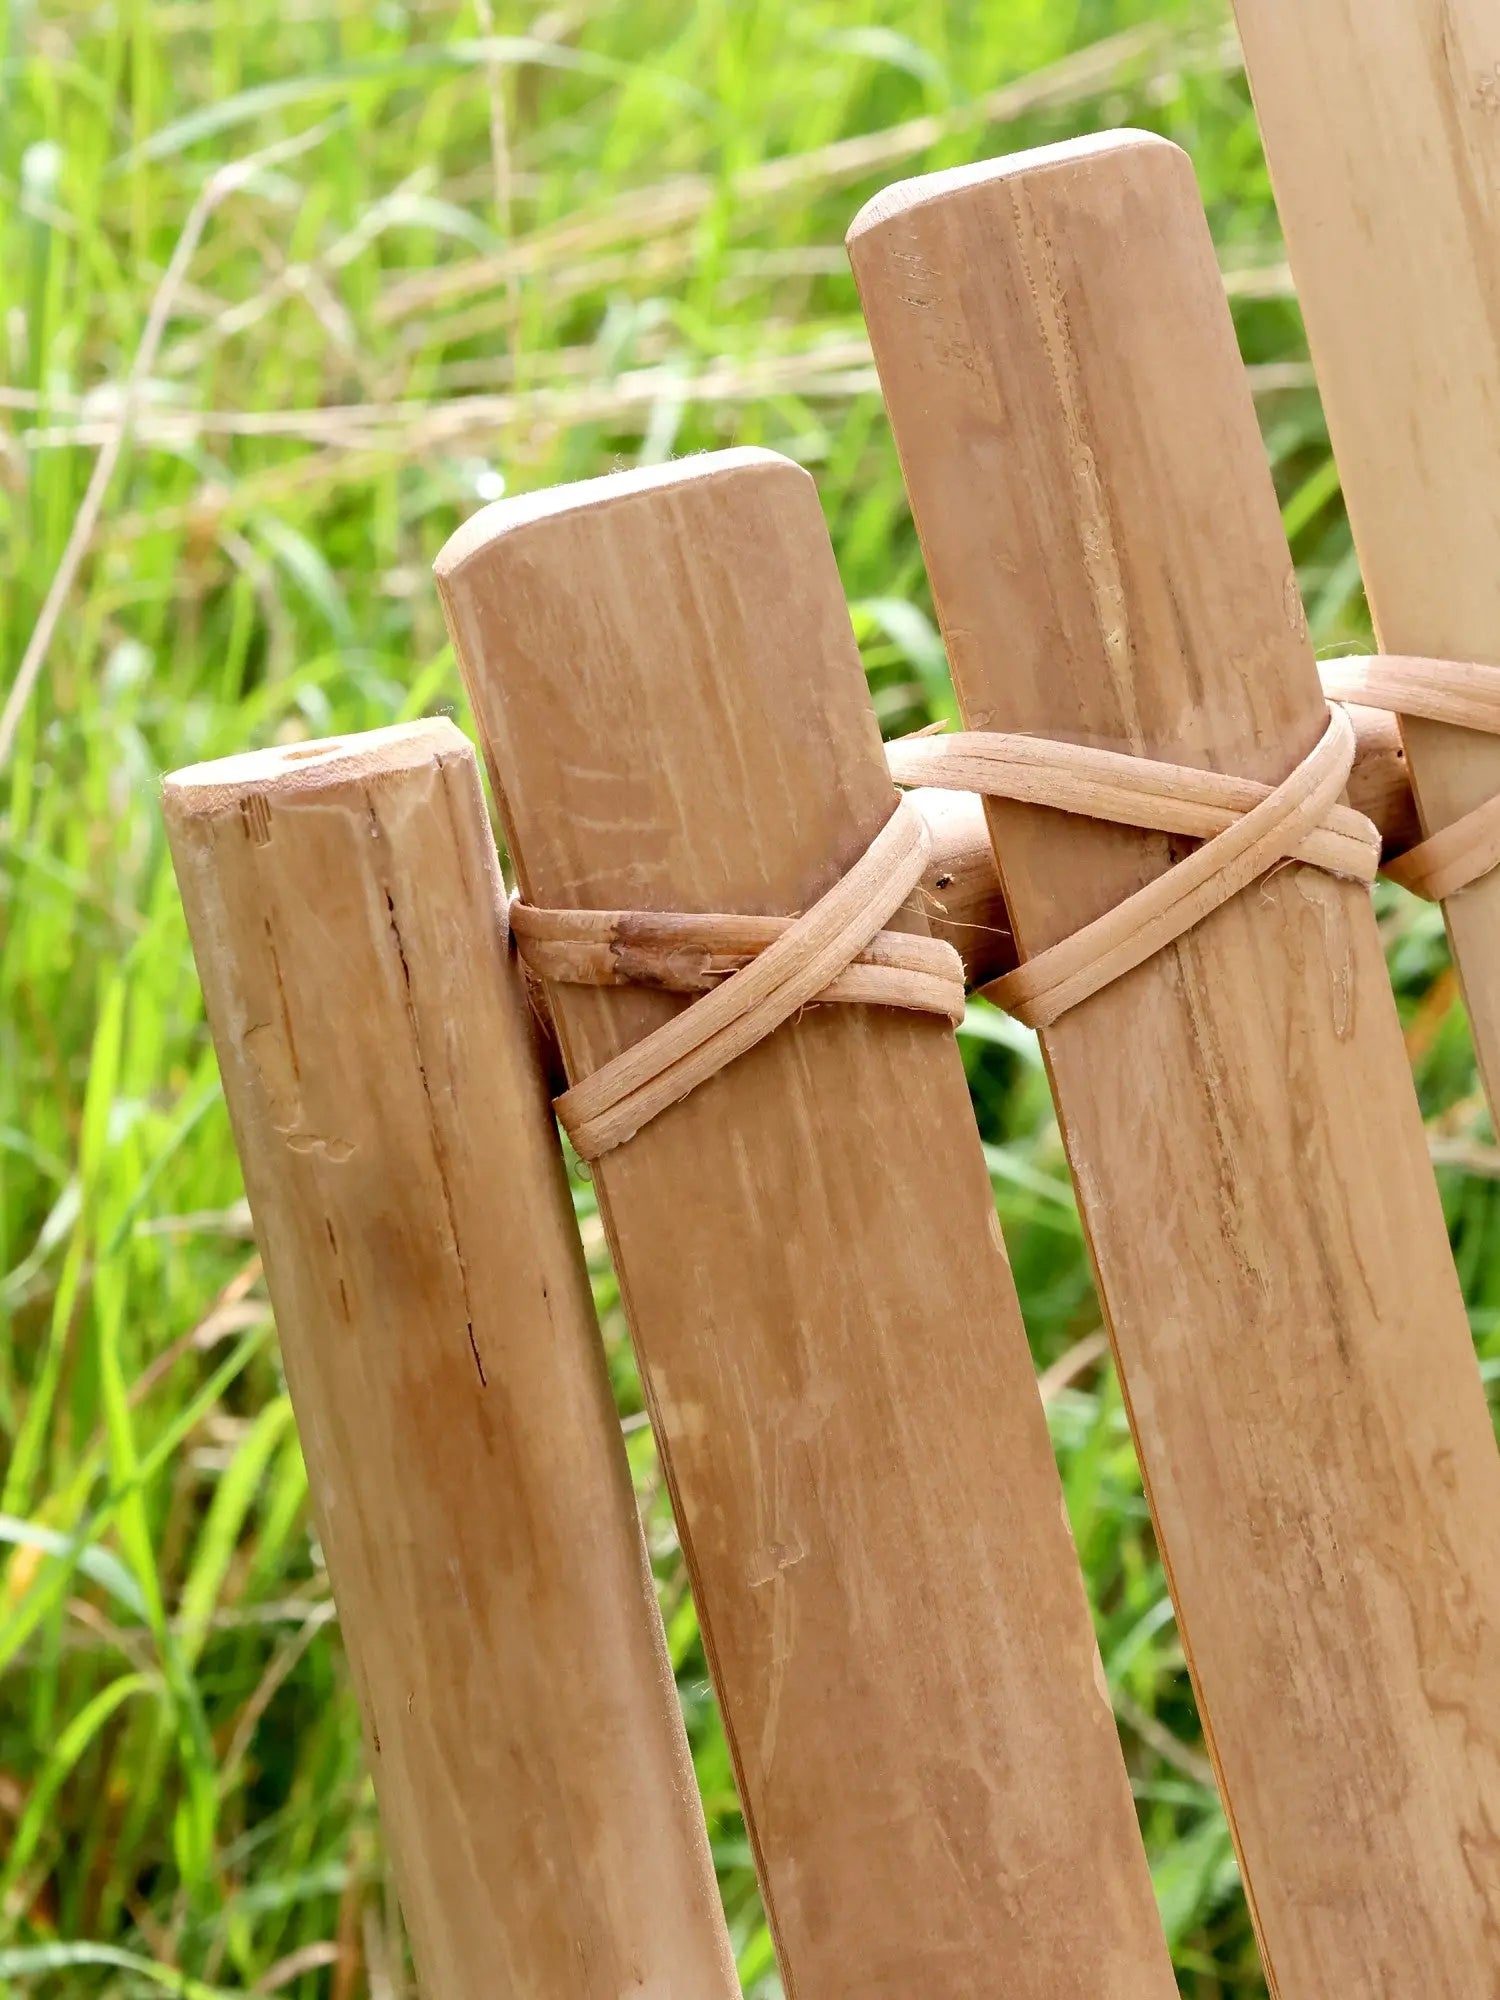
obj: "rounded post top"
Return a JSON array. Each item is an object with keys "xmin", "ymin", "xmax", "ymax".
[
  {"xmin": 846, "ymin": 128, "xmax": 1186, "ymax": 247},
  {"xmin": 432, "ymin": 446, "xmax": 809, "ymax": 583}
]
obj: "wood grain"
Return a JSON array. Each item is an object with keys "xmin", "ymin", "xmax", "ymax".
[
  {"xmin": 1231, "ymin": 0, "xmax": 1500, "ymax": 1108},
  {"xmin": 436, "ymin": 452, "xmax": 1177, "ymax": 1999},
  {"xmin": 851, "ymin": 133, "xmax": 1500, "ymax": 1998},
  {"xmin": 164, "ymin": 722, "xmax": 738, "ymax": 2000}
]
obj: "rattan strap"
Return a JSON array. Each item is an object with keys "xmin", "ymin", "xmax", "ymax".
[
  {"xmin": 1318, "ymin": 655, "xmax": 1500, "ymax": 902},
  {"xmin": 518, "ymin": 705, "xmax": 1380, "ymax": 1156},
  {"xmin": 513, "ymin": 795, "xmax": 961, "ymax": 1160},
  {"xmin": 888, "ymin": 704, "xmax": 1377, "ymax": 1030},
  {"xmin": 511, "ymin": 906, "xmax": 965, "ymax": 1017}
]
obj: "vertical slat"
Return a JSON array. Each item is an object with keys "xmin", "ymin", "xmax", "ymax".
[
  {"xmin": 1231, "ymin": 0, "xmax": 1500, "ymax": 1108},
  {"xmin": 164, "ymin": 722, "xmax": 738, "ymax": 2000},
  {"xmin": 436, "ymin": 453, "xmax": 1177, "ymax": 1999},
  {"xmin": 850, "ymin": 134, "xmax": 1500, "ymax": 1998}
]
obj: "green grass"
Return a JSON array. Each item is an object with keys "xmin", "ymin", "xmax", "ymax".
[{"xmin": 2, "ymin": 0, "xmax": 1497, "ymax": 1993}]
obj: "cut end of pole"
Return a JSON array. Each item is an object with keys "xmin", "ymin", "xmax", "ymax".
[
  {"xmin": 845, "ymin": 127, "xmax": 1186, "ymax": 248},
  {"xmin": 163, "ymin": 718, "xmax": 473, "ymax": 820}
]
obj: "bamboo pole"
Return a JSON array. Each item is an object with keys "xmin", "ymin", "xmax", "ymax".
[
  {"xmin": 1230, "ymin": 0, "xmax": 1500, "ymax": 1109},
  {"xmin": 436, "ymin": 454, "xmax": 1178, "ymax": 1999},
  {"xmin": 851, "ymin": 134, "xmax": 1500, "ymax": 1998},
  {"xmin": 163, "ymin": 722, "xmax": 738, "ymax": 2000}
]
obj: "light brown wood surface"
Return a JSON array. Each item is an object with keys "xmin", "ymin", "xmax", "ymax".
[
  {"xmin": 851, "ymin": 134, "xmax": 1500, "ymax": 1998},
  {"xmin": 1232, "ymin": 0, "xmax": 1500, "ymax": 1109},
  {"xmin": 436, "ymin": 453, "xmax": 1178, "ymax": 1999},
  {"xmin": 164, "ymin": 722, "xmax": 738, "ymax": 2000}
]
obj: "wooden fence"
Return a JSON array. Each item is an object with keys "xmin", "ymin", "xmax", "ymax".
[{"xmin": 166, "ymin": 71, "xmax": 1500, "ymax": 2000}]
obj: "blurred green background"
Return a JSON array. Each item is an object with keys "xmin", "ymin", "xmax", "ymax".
[{"xmin": 3, "ymin": 0, "xmax": 1496, "ymax": 1993}]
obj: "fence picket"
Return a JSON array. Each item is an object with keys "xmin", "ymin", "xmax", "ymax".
[
  {"xmin": 851, "ymin": 132, "xmax": 1500, "ymax": 1997},
  {"xmin": 164, "ymin": 724, "xmax": 739, "ymax": 2000},
  {"xmin": 436, "ymin": 452, "xmax": 1178, "ymax": 1998},
  {"xmin": 1232, "ymin": 0, "xmax": 1500, "ymax": 1114}
]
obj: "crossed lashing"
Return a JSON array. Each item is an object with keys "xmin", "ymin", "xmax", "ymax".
[{"xmin": 512, "ymin": 656, "xmax": 1500, "ymax": 1160}]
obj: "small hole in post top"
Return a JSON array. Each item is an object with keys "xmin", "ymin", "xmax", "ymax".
[{"xmin": 281, "ymin": 741, "xmax": 344, "ymax": 762}]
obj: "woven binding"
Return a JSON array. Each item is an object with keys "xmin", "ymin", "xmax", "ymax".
[
  {"xmin": 888, "ymin": 703, "xmax": 1377, "ymax": 1028},
  {"xmin": 1318, "ymin": 656, "xmax": 1500, "ymax": 902},
  {"xmin": 513, "ymin": 796, "xmax": 961, "ymax": 1160},
  {"xmin": 520, "ymin": 659, "xmax": 1500, "ymax": 1154},
  {"xmin": 514, "ymin": 704, "xmax": 1385, "ymax": 1157}
]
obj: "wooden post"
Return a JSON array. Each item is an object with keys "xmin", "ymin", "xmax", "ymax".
[
  {"xmin": 1230, "ymin": 0, "xmax": 1500, "ymax": 1109},
  {"xmin": 851, "ymin": 135, "xmax": 1500, "ymax": 1998},
  {"xmin": 436, "ymin": 454, "xmax": 1178, "ymax": 1999},
  {"xmin": 163, "ymin": 723, "xmax": 738, "ymax": 2000}
]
